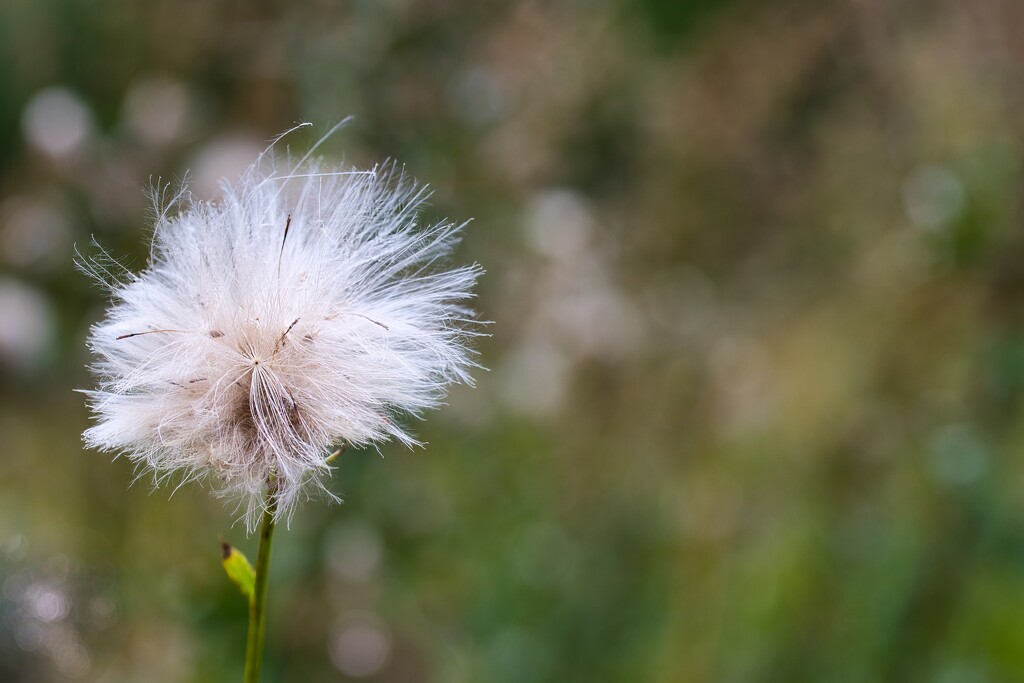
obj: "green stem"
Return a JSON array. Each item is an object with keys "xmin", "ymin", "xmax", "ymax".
[{"xmin": 244, "ymin": 486, "xmax": 278, "ymax": 683}]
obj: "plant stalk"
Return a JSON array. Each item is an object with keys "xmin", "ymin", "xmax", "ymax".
[{"xmin": 243, "ymin": 486, "xmax": 278, "ymax": 683}]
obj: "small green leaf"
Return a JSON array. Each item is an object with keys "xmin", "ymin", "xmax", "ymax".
[{"xmin": 220, "ymin": 538, "xmax": 255, "ymax": 603}]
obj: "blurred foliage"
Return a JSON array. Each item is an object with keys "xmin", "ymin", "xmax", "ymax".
[{"xmin": 3, "ymin": 0, "xmax": 1024, "ymax": 681}]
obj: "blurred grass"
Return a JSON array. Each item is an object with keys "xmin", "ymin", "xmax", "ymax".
[{"xmin": 3, "ymin": 0, "xmax": 1024, "ymax": 681}]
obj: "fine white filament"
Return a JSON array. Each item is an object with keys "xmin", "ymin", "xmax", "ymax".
[{"xmin": 81, "ymin": 130, "xmax": 482, "ymax": 529}]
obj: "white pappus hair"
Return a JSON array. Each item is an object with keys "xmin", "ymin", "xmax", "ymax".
[{"xmin": 80, "ymin": 126, "xmax": 483, "ymax": 530}]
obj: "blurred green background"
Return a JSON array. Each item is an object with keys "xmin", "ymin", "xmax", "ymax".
[{"xmin": 2, "ymin": 0, "xmax": 1024, "ymax": 681}]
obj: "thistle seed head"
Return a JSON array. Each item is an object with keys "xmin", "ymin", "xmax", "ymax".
[{"xmin": 81, "ymin": 132, "xmax": 482, "ymax": 529}]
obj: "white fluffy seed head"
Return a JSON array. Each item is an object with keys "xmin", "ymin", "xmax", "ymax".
[{"xmin": 81, "ymin": 134, "xmax": 483, "ymax": 530}]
